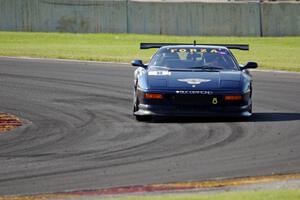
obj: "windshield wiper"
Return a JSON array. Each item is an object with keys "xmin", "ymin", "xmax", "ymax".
[
  {"xmin": 168, "ymin": 66, "xmax": 224, "ymax": 72},
  {"xmin": 189, "ymin": 66, "xmax": 223, "ymax": 70}
]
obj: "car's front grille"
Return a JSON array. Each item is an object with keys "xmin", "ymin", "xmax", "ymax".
[{"xmin": 168, "ymin": 94, "xmax": 222, "ymax": 106}]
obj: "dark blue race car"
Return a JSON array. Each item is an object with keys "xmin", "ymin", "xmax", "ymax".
[{"xmin": 132, "ymin": 42, "xmax": 258, "ymax": 121}]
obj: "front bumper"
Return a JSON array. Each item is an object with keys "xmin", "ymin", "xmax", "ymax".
[
  {"xmin": 134, "ymin": 103, "xmax": 252, "ymax": 117},
  {"xmin": 135, "ymin": 89, "xmax": 252, "ymax": 117}
]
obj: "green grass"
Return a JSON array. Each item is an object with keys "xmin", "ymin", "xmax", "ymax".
[
  {"xmin": 0, "ymin": 31, "xmax": 299, "ymax": 72},
  {"xmin": 109, "ymin": 190, "xmax": 300, "ymax": 200}
]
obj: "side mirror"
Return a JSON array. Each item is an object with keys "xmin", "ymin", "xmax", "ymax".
[
  {"xmin": 131, "ymin": 59, "xmax": 145, "ymax": 68},
  {"xmin": 243, "ymin": 62, "xmax": 258, "ymax": 69}
]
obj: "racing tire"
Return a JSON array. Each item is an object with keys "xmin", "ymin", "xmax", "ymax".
[
  {"xmin": 242, "ymin": 102, "xmax": 253, "ymax": 121},
  {"xmin": 135, "ymin": 115, "xmax": 151, "ymax": 122},
  {"xmin": 133, "ymin": 89, "xmax": 138, "ymax": 113},
  {"xmin": 249, "ymin": 103, "xmax": 253, "ymax": 115},
  {"xmin": 133, "ymin": 91, "xmax": 151, "ymax": 122}
]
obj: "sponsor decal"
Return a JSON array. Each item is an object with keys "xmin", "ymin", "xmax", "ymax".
[
  {"xmin": 170, "ymin": 48, "xmax": 208, "ymax": 53},
  {"xmin": 200, "ymin": 49, "xmax": 207, "ymax": 53},
  {"xmin": 212, "ymin": 97, "xmax": 218, "ymax": 104},
  {"xmin": 177, "ymin": 78, "xmax": 211, "ymax": 85},
  {"xmin": 218, "ymin": 51, "xmax": 226, "ymax": 55},
  {"xmin": 148, "ymin": 71, "xmax": 171, "ymax": 76},
  {"xmin": 176, "ymin": 90, "xmax": 213, "ymax": 95},
  {"xmin": 168, "ymin": 48, "xmax": 225, "ymax": 54}
]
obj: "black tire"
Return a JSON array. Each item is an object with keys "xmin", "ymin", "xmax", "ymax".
[
  {"xmin": 249, "ymin": 102, "xmax": 253, "ymax": 115},
  {"xmin": 248, "ymin": 86, "xmax": 253, "ymax": 115},
  {"xmin": 133, "ymin": 90, "xmax": 151, "ymax": 121},
  {"xmin": 133, "ymin": 89, "xmax": 138, "ymax": 113},
  {"xmin": 135, "ymin": 115, "xmax": 151, "ymax": 122},
  {"xmin": 241, "ymin": 102, "xmax": 252, "ymax": 121},
  {"xmin": 133, "ymin": 99, "xmax": 138, "ymax": 113}
]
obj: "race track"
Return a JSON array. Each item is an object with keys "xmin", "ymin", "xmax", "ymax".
[{"xmin": 0, "ymin": 57, "xmax": 299, "ymax": 195}]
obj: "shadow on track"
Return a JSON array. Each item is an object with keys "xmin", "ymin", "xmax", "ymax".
[
  {"xmin": 148, "ymin": 112, "xmax": 300, "ymax": 123},
  {"xmin": 250, "ymin": 112, "xmax": 300, "ymax": 122}
]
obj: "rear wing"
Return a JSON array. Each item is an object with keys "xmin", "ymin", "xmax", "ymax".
[{"xmin": 140, "ymin": 41, "xmax": 249, "ymax": 51}]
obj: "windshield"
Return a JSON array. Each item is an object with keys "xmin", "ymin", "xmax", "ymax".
[{"xmin": 149, "ymin": 47, "xmax": 238, "ymax": 70}]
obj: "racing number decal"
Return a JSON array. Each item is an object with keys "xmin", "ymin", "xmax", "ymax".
[{"xmin": 212, "ymin": 97, "xmax": 218, "ymax": 105}]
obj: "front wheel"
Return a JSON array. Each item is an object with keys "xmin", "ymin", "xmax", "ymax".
[
  {"xmin": 133, "ymin": 90, "xmax": 151, "ymax": 121},
  {"xmin": 248, "ymin": 102, "xmax": 253, "ymax": 115},
  {"xmin": 133, "ymin": 90, "xmax": 139, "ymax": 113},
  {"xmin": 241, "ymin": 102, "xmax": 253, "ymax": 121},
  {"xmin": 135, "ymin": 115, "xmax": 151, "ymax": 122}
]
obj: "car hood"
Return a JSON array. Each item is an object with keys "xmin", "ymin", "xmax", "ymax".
[{"xmin": 147, "ymin": 70, "xmax": 242, "ymax": 90}]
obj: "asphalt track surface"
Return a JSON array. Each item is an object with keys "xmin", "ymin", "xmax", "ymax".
[{"xmin": 0, "ymin": 57, "xmax": 299, "ymax": 195}]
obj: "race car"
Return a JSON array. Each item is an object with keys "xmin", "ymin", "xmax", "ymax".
[{"xmin": 132, "ymin": 41, "xmax": 257, "ymax": 121}]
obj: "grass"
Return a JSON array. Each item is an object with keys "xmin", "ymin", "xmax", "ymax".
[
  {"xmin": 109, "ymin": 190, "xmax": 300, "ymax": 200},
  {"xmin": 0, "ymin": 31, "xmax": 299, "ymax": 72},
  {"xmin": 0, "ymin": 190, "xmax": 299, "ymax": 200}
]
